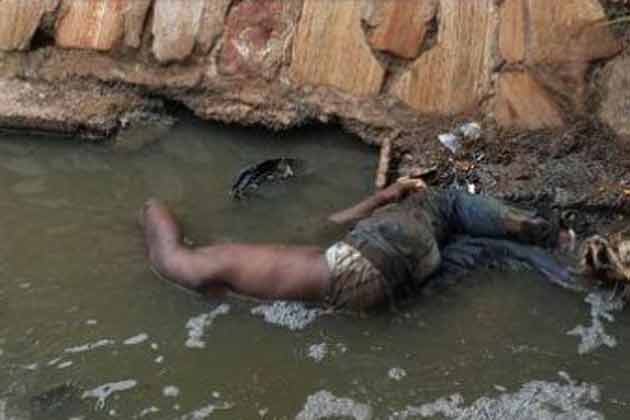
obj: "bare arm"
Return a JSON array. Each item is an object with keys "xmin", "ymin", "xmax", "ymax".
[{"xmin": 328, "ymin": 177, "xmax": 427, "ymax": 226}]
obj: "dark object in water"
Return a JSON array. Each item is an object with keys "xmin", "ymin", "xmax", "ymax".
[
  {"xmin": 29, "ymin": 382, "xmax": 83, "ymax": 418},
  {"xmin": 230, "ymin": 158, "xmax": 304, "ymax": 199}
]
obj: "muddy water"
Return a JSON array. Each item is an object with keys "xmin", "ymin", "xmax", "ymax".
[{"xmin": 1, "ymin": 119, "xmax": 630, "ymax": 419}]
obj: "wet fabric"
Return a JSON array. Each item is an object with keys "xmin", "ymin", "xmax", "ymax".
[
  {"xmin": 324, "ymin": 242, "xmax": 387, "ymax": 310},
  {"xmin": 430, "ymin": 236, "xmax": 578, "ymax": 292},
  {"xmin": 339, "ymin": 188, "xmax": 563, "ymax": 307}
]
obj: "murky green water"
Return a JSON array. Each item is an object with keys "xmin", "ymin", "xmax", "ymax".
[{"xmin": 1, "ymin": 118, "xmax": 630, "ymax": 419}]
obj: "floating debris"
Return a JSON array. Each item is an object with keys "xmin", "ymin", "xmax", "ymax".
[
  {"xmin": 388, "ymin": 367, "xmax": 407, "ymax": 381},
  {"xmin": 438, "ymin": 133, "xmax": 461, "ymax": 154},
  {"xmin": 65, "ymin": 339, "xmax": 115, "ymax": 354},
  {"xmin": 296, "ymin": 390, "xmax": 372, "ymax": 420},
  {"xmin": 438, "ymin": 122, "xmax": 482, "ymax": 154},
  {"xmin": 230, "ymin": 158, "xmax": 304, "ymax": 199},
  {"xmin": 392, "ymin": 372, "xmax": 601, "ymax": 419},
  {"xmin": 251, "ymin": 301, "xmax": 322, "ymax": 331},
  {"xmin": 185, "ymin": 304, "xmax": 230, "ymax": 349},
  {"xmin": 82, "ymin": 379, "xmax": 137, "ymax": 410},
  {"xmin": 123, "ymin": 333, "xmax": 149, "ymax": 346},
  {"xmin": 567, "ymin": 290, "xmax": 624, "ymax": 355}
]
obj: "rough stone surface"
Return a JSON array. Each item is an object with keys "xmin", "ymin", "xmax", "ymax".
[
  {"xmin": 197, "ymin": 0, "xmax": 231, "ymax": 54},
  {"xmin": 392, "ymin": 0, "xmax": 499, "ymax": 116},
  {"xmin": 0, "ymin": 0, "xmax": 58, "ymax": 51},
  {"xmin": 527, "ymin": 0, "xmax": 619, "ymax": 65},
  {"xmin": 495, "ymin": 71, "xmax": 565, "ymax": 130},
  {"xmin": 290, "ymin": 0, "xmax": 385, "ymax": 97},
  {"xmin": 365, "ymin": 0, "xmax": 438, "ymax": 59},
  {"xmin": 55, "ymin": 0, "xmax": 126, "ymax": 51},
  {"xmin": 123, "ymin": 0, "xmax": 152, "ymax": 49},
  {"xmin": 0, "ymin": 78, "xmax": 148, "ymax": 137},
  {"xmin": 220, "ymin": 0, "xmax": 298, "ymax": 79},
  {"xmin": 499, "ymin": 0, "xmax": 621, "ymax": 115},
  {"xmin": 599, "ymin": 54, "xmax": 630, "ymax": 140},
  {"xmin": 500, "ymin": 0, "xmax": 620, "ymax": 65},
  {"xmin": 151, "ymin": 0, "xmax": 206, "ymax": 63}
]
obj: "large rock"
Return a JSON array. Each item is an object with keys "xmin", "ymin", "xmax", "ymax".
[
  {"xmin": 123, "ymin": 0, "xmax": 153, "ymax": 49},
  {"xmin": 599, "ymin": 55, "xmax": 630, "ymax": 140},
  {"xmin": 496, "ymin": 0, "xmax": 621, "ymax": 126},
  {"xmin": 0, "ymin": 78, "xmax": 146, "ymax": 137},
  {"xmin": 197, "ymin": 0, "xmax": 231, "ymax": 54},
  {"xmin": 391, "ymin": 0, "xmax": 498, "ymax": 115},
  {"xmin": 0, "ymin": 0, "xmax": 58, "ymax": 51},
  {"xmin": 290, "ymin": 0, "xmax": 385, "ymax": 97},
  {"xmin": 495, "ymin": 71, "xmax": 565, "ymax": 130},
  {"xmin": 364, "ymin": 0, "xmax": 438, "ymax": 59},
  {"xmin": 55, "ymin": 0, "xmax": 126, "ymax": 51},
  {"xmin": 220, "ymin": 0, "xmax": 298, "ymax": 79},
  {"xmin": 151, "ymin": 0, "xmax": 206, "ymax": 63},
  {"xmin": 499, "ymin": 0, "xmax": 620, "ymax": 65}
]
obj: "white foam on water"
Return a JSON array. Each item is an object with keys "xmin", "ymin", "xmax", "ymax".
[
  {"xmin": 47, "ymin": 357, "xmax": 62, "ymax": 366},
  {"xmin": 138, "ymin": 406, "xmax": 160, "ymax": 418},
  {"xmin": 65, "ymin": 339, "xmax": 115, "ymax": 354},
  {"xmin": 296, "ymin": 390, "xmax": 372, "ymax": 420},
  {"xmin": 567, "ymin": 290, "xmax": 624, "ymax": 355},
  {"xmin": 391, "ymin": 372, "xmax": 602, "ymax": 420},
  {"xmin": 23, "ymin": 363, "xmax": 38, "ymax": 370},
  {"xmin": 185, "ymin": 304, "xmax": 230, "ymax": 349},
  {"xmin": 178, "ymin": 401, "xmax": 233, "ymax": 419},
  {"xmin": 388, "ymin": 367, "xmax": 407, "ymax": 381},
  {"xmin": 251, "ymin": 301, "xmax": 322, "ymax": 331},
  {"xmin": 163, "ymin": 386, "xmax": 180, "ymax": 398},
  {"xmin": 57, "ymin": 360, "xmax": 74, "ymax": 369},
  {"xmin": 82, "ymin": 379, "xmax": 138, "ymax": 410},
  {"xmin": 0, "ymin": 399, "xmax": 6, "ymax": 420},
  {"xmin": 307, "ymin": 343, "xmax": 328, "ymax": 362},
  {"xmin": 123, "ymin": 333, "xmax": 149, "ymax": 346}
]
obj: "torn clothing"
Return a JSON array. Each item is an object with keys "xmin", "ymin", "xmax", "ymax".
[
  {"xmin": 326, "ymin": 188, "xmax": 562, "ymax": 309},
  {"xmin": 324, "ymin": 242, "xmax": 387, "ymax": 310}
]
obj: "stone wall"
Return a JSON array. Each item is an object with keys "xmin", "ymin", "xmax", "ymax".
[{"xmin": 0, "ymin": 0, "xmax": 624, "ymax": 141}]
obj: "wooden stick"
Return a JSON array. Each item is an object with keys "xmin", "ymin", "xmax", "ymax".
[{"xmin": 375, "ymin": 136, "xmax": 392, "ymax": 189}]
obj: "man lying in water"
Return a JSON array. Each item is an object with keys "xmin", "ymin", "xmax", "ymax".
[{"xmin": 140, "ymin": 178, "xmax": 575, "ymax": 310}]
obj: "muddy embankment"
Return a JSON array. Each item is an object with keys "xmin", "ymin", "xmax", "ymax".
[{"xmin": 0, "ymin": 0, "xmax": 629, "ymax": 231}]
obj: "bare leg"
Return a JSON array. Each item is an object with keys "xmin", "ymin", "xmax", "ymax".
[{"xmin": 141, "ymin": 199, "xmax": 331, "ymax": 302}]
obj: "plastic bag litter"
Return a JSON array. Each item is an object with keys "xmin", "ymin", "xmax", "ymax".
[{"xmin": 438, "ymin": 122, "xmax": 482, "ymax": 154}]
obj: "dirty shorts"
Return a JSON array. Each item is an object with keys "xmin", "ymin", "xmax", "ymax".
[{"xmin": 323, "ymin": 242, "xmax": 387, "ymax": 310}]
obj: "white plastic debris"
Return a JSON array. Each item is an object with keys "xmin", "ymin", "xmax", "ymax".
[
  {"xmin": 438, "ymin": 122, "xmax": 482, "ymax": 154},
  {"xmin": 438, "ymin": 133, "xmax": 462, "ymax": 154},
  {"xmin": 457, "ymin": 122, "xmax": 482, "ymax": 140}
]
